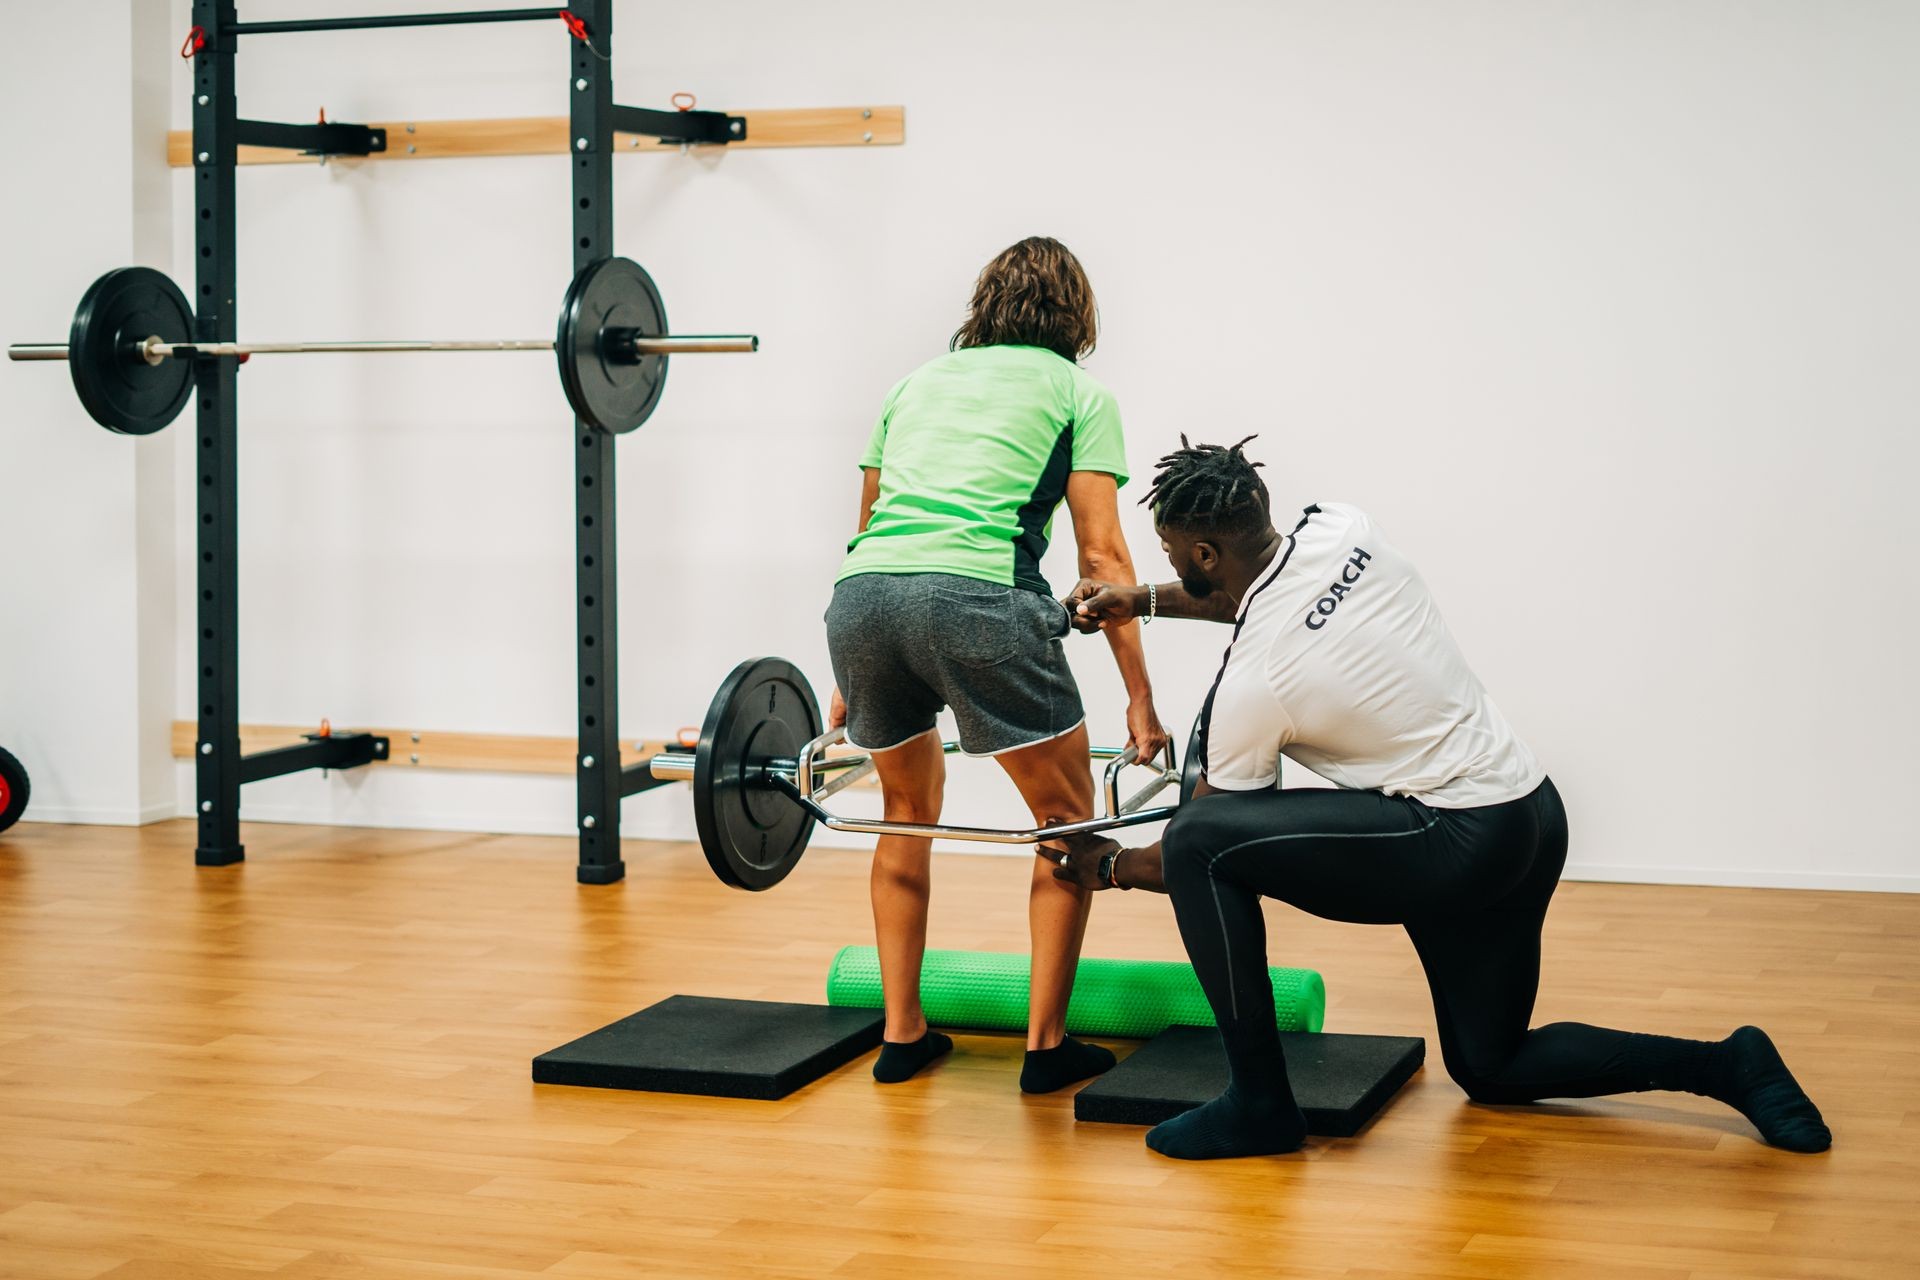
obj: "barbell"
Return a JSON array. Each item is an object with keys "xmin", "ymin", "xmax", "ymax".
[
  {"xmin": 7, "ymin": 257, "xmax": 755, "ymax": 435},
  {"xmin": 653, "ymin": 657, "xmax": 1204, "ymax": 891}
]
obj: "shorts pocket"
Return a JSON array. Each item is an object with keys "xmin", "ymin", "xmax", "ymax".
[
  {"xmin": 1029, "ymin": 590, "xmax": 1072, "ymax": 641},
  {"xmin": 930, "ymin": 584, "xmax": 1020, "ymax": 668}
]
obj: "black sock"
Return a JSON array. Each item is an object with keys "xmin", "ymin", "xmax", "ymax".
[
  {"xmin": 1705, "ymin": 1026, "xmax": 1831, "ymax": 1153},
  {"xmin": 1615, "ymin": 1030, "xmax": 1726, "ymax": 1095},
  {"xmin": 872, "ymin": 1030, "xmax": 952, "ymax": 1084},
  {"xmin": 1019, "ymin": 1036, "xmax": 1116, "ymax": 1094},
  {"xmin": 1145, "ymin": 1085, "xmax": 1308, "ymax": 1160}
]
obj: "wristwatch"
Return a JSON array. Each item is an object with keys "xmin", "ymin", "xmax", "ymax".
[{"xmin": 1098, "ymin": 848, "xmax": 1130, "ymax": 889}]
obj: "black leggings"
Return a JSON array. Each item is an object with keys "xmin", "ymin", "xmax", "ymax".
[{"xmin": 1163, "ymin": 777, "xmax": 1717, "ymax": 1104}]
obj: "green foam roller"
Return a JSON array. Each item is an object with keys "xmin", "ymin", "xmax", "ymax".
[{"xmin": 825, "ymin": 946, "xmax": 1325, "ymax": 1037}]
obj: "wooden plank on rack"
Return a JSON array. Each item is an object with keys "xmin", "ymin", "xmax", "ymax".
[
  {"xmin": 168, "ymin": 720, "xmax": 877, "ymax": 784},
  {"xmin": 166, "ymin": 106, "xmax": 904, "ymax": 167},
  {"xmin": 170, "ymin": 721, "xmax": 682, "ymax": 774}
]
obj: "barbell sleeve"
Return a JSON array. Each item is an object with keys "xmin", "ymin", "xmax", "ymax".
[
  {"xmin": 646, "ymin": 754, "xmax": 696, "ymax": 782},
  {"xmin": 626, "ymin": 335, "xmax": 757, "ymax": 354},
  {"xmin": 7, "ymin": 344, "xmax": 72, "ymax": 361}
]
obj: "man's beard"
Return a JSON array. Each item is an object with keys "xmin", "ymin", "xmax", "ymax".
[{"xmin": 1180, "ymin": 568, "xmax": 1215, "ymax": 599}]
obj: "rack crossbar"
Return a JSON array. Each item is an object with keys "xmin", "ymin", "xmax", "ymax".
[{"xmin": 233, "ymin": 8, "xmax": 558, "ymax": 36}]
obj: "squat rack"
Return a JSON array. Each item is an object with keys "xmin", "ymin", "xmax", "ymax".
[{"xmin": 181, "ymin": 3, "xmax": 894, "ymax": 882}]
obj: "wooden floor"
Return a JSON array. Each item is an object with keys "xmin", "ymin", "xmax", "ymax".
[{"xmin": 1, "ymin": 821, "xmax": 1915, "ymax": 1279}]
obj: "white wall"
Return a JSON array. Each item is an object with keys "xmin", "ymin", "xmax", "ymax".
[
  {"xmin": 6, "ymin": 2, "xmax": 1914, "ymax": 889},
  {"xmin": 0, "ymin": 1, "xmax": 175, "ymax": 824}
]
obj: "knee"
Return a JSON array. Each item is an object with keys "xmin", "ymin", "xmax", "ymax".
[
  {"xmin": 1446, "ymin": 1065, "xmax": 1507, "ymax": 1105},
  {"xmin": 881, "ymin": 786, "xmax": 943, "ymax": 824},
  {"xmin": 1161, "ymin": 797, "xmax": 1235, "ymax": 885},
  {"xmin": 878, "ymin": 759, "xmax": 944, "ymax": 824},
  {"xmin": 1441, "ymin": 1049, "xmax": 1529, "ymax": 1106}
]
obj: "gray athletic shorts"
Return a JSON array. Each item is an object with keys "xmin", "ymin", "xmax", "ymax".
[{"xmin": 825, "ymin": 572, "xmax": 1085, "ymax": 756}]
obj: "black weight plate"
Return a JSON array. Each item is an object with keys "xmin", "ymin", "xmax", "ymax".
[
  {"xmin": 68, "ymin": 267, "xmax": 195, "ymax": 435},
  {"xmin": 1180, "ymin": 710, "xmax": 1205, "ymax": 805},
  {"xmin": 0, "ymin": 744, "xmax": 28, "ymax": 835},
  {"xmin": 555, "ymin": 256, "xmax": 669, "ymax": 434},
  {"xmin": 1177, "ymin": 708, "xmax": 1276, "ymax": 805},
  {"xmin": 694, "ymin": 657, "xmax": 820, "ymax": 892}
]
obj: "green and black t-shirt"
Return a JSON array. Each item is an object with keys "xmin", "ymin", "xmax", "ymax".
[{"xmin": 837, "ymin": 345, "xmax": 1129, "ymax": 595}]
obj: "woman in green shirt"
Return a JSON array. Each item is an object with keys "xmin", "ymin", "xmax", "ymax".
[{"xmin": 825, "ymin": 236, "xmax": 1167, "ymax": 1092}]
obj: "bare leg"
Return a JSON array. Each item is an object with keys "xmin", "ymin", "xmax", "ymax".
[
  {"xmin": 868, "ymin": 731, "xmax": 946, "ymax": 1043},
  {"xmin": 995, "ymin": 724, "xmax": 1097, "ymax": 1051}
]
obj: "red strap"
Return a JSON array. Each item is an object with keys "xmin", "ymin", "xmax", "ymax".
[
  {"xmin": 180, "ymin": 24, "xmax": 206, "ymax": 59},
  {"xmin": 559, "ymin": 9, "xmax": 609, "ymax": 61}
]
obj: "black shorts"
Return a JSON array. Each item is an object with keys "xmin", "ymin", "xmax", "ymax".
[{"xmin": 825, "ymin": 572, "xmax": 1085, "ymax": 756}]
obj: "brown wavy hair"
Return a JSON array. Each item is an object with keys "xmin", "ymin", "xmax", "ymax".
[{"xmin": 950, "ymin": 236, "xmax": 1098, "ymax": 363}]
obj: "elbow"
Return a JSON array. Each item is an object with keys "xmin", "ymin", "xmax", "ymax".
[{"xmin": 1079, "ymin": 542, "xmax": 1133, "ymax": 580}]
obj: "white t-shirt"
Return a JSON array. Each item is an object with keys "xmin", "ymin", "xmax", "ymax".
[{"xmin": 1201, "ymin": 503, "xmax": 1544, "ymax": 809}]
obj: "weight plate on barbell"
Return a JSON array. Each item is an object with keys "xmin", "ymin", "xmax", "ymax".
[
  {"xmin": 1177, "ymin": 707, "xmax": 1270, "ymax": 803},
  {"xmin": 1180, "ymin": 710, "xmax": 1206, "ymax": 805},
  {"xmin": 68, "ymin": 267, "xmax": 195, "ymax": 435},
  {"xmin": 694, "ymin": 656, "xmax": 821, "ymax": 891},
  {"xmin": 0, "ymin": 744, "xmax": 30, "ymax": 835},
  {"xmin": 555, "ymin": 256, "xmax": 668, "ymax": 435}
]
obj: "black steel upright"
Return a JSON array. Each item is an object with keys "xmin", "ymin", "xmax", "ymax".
[
  {"xmin": 172, "ymin": 3, "xmax": 695, "ymax": 878},
  {"xmin": 191, "ymin": 0, "xmax": 245, "ymax": 866},
  {"xmin": 571, "ymin": 0, "xmax": 626, "ymax": 884}
]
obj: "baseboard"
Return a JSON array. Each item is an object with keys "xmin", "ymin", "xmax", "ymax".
[
  {"xmin": 1562, "ymin": 861, "xmax": 1918, "ymax": 894},
  {"xmin": 15, "ymin": 801, "xmax": 179, "ymax": 826}
]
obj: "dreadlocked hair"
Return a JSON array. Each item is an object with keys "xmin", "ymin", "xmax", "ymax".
[{"xmin": 1142, "ymin": 435, "xmax": 1271, "ymax": 540}]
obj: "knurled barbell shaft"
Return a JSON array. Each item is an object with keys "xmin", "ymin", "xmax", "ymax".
[{"xmin": 6, "ymin": 333, "xmax": 757, "ymax": 362}]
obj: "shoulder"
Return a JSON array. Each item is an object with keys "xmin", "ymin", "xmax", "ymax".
[
  {"xmin": 1065, "ymin": 360, "xmax": 1115, "ymax": 401},
  {"xmin": 891, "ymin": 350, "xmax": 962, "ymax": 394},
  {"xmin": 1304, "ymin": 502, "xmax": 1374, "ymax": 533},
  {"xmin": 1293, "ymin": 501, "xmax": 1366, "ymax": 528},
  {"xmin": 1287, "ymin": 502, "xmax": 1375, "ymax": 553},
  {"xmin": 1062, "ymin": 363, "xmax": 1121, "ymax": 431}
]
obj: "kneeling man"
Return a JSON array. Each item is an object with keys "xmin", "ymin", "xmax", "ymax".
[{"xmin": 1058, "ymin": 436, "xmax": 1829, "ymax": 1160}]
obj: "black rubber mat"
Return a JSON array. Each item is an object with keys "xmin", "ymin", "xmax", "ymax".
[
  {"xmin": 533, "ymin": 996, "xmax": 885, "ymax": 1101},
  {"xmin": 1074, "ymin": 1027, "xmax": 1425, "ymax": 1137}
]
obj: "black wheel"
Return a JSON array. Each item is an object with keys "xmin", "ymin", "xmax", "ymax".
[{"xmin": 0, "ymin": 746, "xmax": 30, "ymax": 835}]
